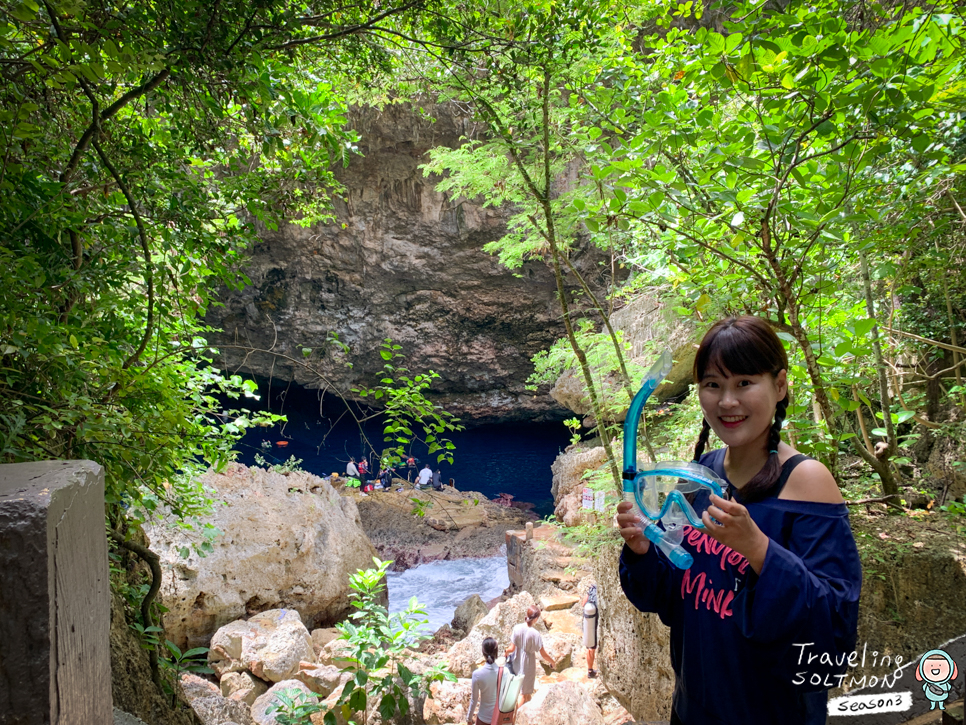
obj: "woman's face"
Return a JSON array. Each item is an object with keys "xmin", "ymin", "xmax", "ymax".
[{"xmin": 697, "ymin": 366, "xmax": 787, "ymax": 452}]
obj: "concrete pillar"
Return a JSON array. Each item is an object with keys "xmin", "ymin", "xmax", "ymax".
[
  {"xmin": 525, "ymin": 522, "xmax": 533, "ymax": 541},
  {"xmin": 0, "ymin": 461, "xmax": 112, "ymax": 725}
]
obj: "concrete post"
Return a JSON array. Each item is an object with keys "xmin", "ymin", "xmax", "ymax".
[
  {"xmin": 525, "ymin": 522, "xmax": 533, "ymax": 541},
  {"xmin": 0, "ymin": 461, "xmax": 112, "ymax": 725}
]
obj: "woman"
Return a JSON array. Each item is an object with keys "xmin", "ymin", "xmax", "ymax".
[
  {"xmin": 467, "ymin": 638, "xmax": 500, "ymax": 725},
  {"xmin": 505, "ymin": 606, "xmax": 553, "ymax": 704},
  {"xmin": 617, "ymin": 316, "xmax": 862, "ymax": 725}
]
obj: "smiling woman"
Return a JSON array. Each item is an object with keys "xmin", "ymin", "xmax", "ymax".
[{"xmin": 617, "ymin": 315, "xmax": 862, "ymax": 725}]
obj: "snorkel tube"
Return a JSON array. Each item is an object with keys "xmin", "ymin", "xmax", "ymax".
[{"xmin": 622, "ymin": 352, "xmax": 726, "ymax": 569}]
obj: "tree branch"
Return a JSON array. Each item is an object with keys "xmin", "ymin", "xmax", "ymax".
[{"xmin": 92, "ymin": 139, "xmax": 154, "ymax": 369}]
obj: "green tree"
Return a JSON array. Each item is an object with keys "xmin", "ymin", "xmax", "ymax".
[
  {"xmin": 568, "ymin": 0, "xmax": 965, "ymax": 493},
  {"xmin": 0, "ymin": 0, "xmax": 431, "ymax": 519}
]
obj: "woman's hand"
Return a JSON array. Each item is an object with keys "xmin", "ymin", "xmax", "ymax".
[
  {"xmin": 616, "ymin": 501, "xmax": 650, "ymax": 556},
  {"xmin": 701, "ymin": 494, "xmax": 769, "ymax": 574}
]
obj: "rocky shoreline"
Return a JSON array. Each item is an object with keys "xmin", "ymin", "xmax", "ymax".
[{"xmin": 348, "ymin": 483, "xmax": 534, "ymax": 570}]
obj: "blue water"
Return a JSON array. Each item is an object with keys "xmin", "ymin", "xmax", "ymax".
[{"xmin": 230, "ymin": 381, "xmax": 570, "ymax": 518}]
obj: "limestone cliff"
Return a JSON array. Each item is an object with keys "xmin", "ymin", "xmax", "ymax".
[{"xmin": 206, "ymin": 102, "xmax": 610, "ymax": 423}]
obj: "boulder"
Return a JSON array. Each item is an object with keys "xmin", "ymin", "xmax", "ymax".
[
  {"xmin": 318, "ymin": 638, "xmax": 355, "ymax": 669},
  {"xmin": 181, "ymin": 672, "xmax": 221, "ymax": 702},
  {"xmin": 221, "ymin": 671, "xmax": 269, "ymax": 706},
  {"xmin": 540, "ymin": 634, "xmax": 573, "ymax": 672},
  {"xmin": 451, "ymin": 594, "xmax": 488, "ymax": 637},
  {"xmin": 251, "ymin": 680, "xmax": 318, "ymax": 725},
  {"xmin": 310, "ymin": 628, "xmax": 340, "ymax": 657},
  {"xmin": 514, "ymin": 681, "xmax": 605, "ymax": 725},
  {"xmin": 209, "ymin": 609, "xmax": 315, "ymax": 683},
  {"xmin": 313, "ymin": 688, "xmax": 350, "ymax": 725},
  {"xmin": 145, "ymin": 463, "xmax": 378, "ymax": 649},
  {"xmin": 189, "ymin": 695, "xmax": 255, "ymax": 725},
  {"xmin": 541, "ymin": 595, "xmax": 579, "ymax": 612},
  {"xmin": 294, "ymin": 662, "xmax": 345, "ymax": 697},
  {"xmin": 422, "ymin": 678, "xmax": 472, "ymax": 724},
  {"xmin": 447, "ymin": 591, "xmax": 546, "ymax": 678}
]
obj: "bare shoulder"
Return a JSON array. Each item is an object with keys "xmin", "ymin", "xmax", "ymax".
[{"xmin": 779, "ymin": 458, "xmax": 844, "ymax": 504}]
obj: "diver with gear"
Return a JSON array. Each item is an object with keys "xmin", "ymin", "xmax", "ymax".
[{"xmin": 617, "ymin": 316, "xmax": 862, "ymax": 725}]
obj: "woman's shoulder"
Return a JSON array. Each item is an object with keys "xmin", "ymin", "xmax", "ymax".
[{"xmin": 778, "ymin": 451, "xmax": 844, "ymax": 504}]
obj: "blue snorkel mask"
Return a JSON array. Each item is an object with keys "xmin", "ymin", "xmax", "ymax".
[{"xmin": 622, "ymin": 352, "xmax": 727, "ymax": 569}]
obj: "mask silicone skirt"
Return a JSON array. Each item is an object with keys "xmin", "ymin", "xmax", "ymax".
[{"xmin": 622, "ymin": 352, "xmax": 726, "ymax": 570}]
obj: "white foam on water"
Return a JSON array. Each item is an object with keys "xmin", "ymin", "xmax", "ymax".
[{"xmin": 386, "ymin": 556, "xmax": 509, "ymax": 634}]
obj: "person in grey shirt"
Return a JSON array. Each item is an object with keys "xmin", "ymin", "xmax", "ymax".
[{"xmin": 466, "ymin": 638, "xmax": 500, "ymax": 725}]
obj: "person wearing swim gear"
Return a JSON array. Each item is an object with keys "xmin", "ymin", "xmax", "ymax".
[
  {"xmin": 467, "ymin": 638, "xmax": 500, "ymax": 725},
  {"xmin": 580, "ymin": 583, "xmax": 599, "ymax": 678},
  {"xmin": 617, "ymin": 316, "xmax": 862, "ymax": 725}
]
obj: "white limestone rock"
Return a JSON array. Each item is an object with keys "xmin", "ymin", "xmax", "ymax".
[
  {"xmin": 209, "ymin": 609, "xmax": 315, "ymax": 683},
  {"xmin": 220, "ymin": 671, "xmax": 269, "ymax": 706},
  {"xmin": 293, "ymin": 662, "xmax": 345, "ymax": 697},
  {"xmin": 514, "ymin": 680, "xmax": 605, "ymax": 725},
  {"xmin": 251, "ymin": 680, "xmax": 318, "ymax": 725},
  {"xmin": 180, "ymin": 672, "xmax": 221, "ymax": 703},
  {"xmin": 145, "ymin": 463, "xmax": 378, "ymax": 650},
  {"xmin": 422, "ymin": 678, "xmax": 472, "ymax": 724},
  {"xmin": 189, "ymin": 694, "xmax": 255, "ymax": 725}
]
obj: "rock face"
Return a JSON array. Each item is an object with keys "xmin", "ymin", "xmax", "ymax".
[
  {"xmin": 422, "ymin": 679, "xmax": 471, "ymax": 724},
  {"xmin": 550, "ymin": 445, "xmax": 609, "ymax": 527},
  {"xmin": 515, "ymin": 681, "xmax": 605, "ymax": 725},
  {"xmin": 205, "ymin": 102, "xmax": 610, "ymax": 423},
  {"xmin": 591, "ymin": 546, "xmax": 673, "ymax": 722},
  {"xmin": 145, "ymin": 464, "xmax": 378, "ymax": 649}
]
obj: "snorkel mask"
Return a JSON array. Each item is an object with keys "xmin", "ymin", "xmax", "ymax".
[{"xmin": 622, "ymin": 352, "xmax": 727, "ymax": 569}]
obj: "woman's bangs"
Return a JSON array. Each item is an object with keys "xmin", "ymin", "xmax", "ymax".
[{"xmin": 698, "ymin": 328, "xmax": 773, "ymax": 380}]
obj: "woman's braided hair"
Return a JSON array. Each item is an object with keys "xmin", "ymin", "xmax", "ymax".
[{"xmin": 692, "ymin": 316, "xmax": 790, "ymax": 502}]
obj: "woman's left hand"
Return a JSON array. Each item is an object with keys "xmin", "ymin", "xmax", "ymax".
[{"xmin": 701, "ymin": 494, "xmax": 770, "ymax": 575}]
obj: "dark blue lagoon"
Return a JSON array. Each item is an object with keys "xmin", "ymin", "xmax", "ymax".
[{"xmin": 230, "ymin": 381, "xmax": 571, "ymax": 518}]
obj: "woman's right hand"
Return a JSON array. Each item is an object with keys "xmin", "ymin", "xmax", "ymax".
[{"xmin": 616, "ymin": 501, "xmax": 650, "ymax": 556}]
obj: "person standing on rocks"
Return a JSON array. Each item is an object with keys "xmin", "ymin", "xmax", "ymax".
[
  {"xmin": 505, "ymin": 606, "xmax": 553, "ymax": 705},
  {"xmin": 432, "ymin": 468, "xmax": 443, "ymax": 491},
  {"xmin": 581, "ymin": 583, "xmax": 599, "ymax": 678},
  {"xmin": 466, "ymin": 637, "xmax": 500, "ymax": 725}
]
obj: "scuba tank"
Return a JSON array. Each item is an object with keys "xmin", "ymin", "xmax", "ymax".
[{"xmin": 582, "ymin": 601, "xmax": 598, "ymax": 649}]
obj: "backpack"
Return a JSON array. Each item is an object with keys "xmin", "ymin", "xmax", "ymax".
[{"xmin": 491, "ymin": 665, "xmax": 522, "ymax": 725}]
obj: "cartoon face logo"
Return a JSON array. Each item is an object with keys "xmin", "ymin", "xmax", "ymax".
[{"xmin": 916, "ymin": 649, "xmax": 958, "ymax": 711}]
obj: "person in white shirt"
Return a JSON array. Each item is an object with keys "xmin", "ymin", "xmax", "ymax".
[
  {"xmin": 466, "ymin": 638, "xmax": 499, "ymax": 725},
  {"xmin": 417, "ymin": 464, "xmax": 433, "ymax": 488},
  {"xmin": 346, "ymin": 458, "xmax": 359, "ymax": 478}
]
